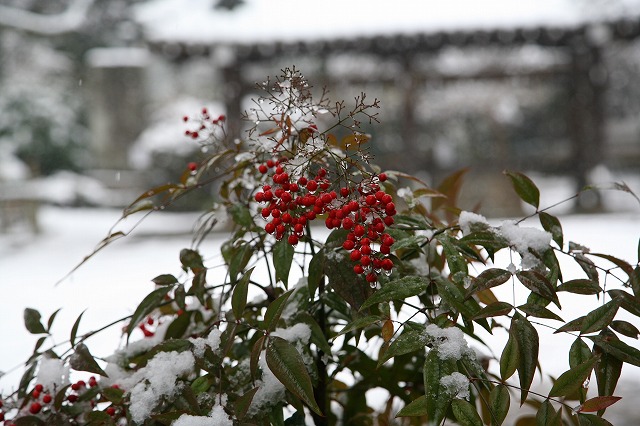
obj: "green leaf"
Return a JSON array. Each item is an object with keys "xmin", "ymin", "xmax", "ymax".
[
  {"xmin": 549, "ymin": 356, "xmax": 599, "ymax": 397},
  {"xmin": 266, "ymin": 336, "xmax": 322, "ymax": 416},
  {"xmin": 576, "ymin": 413, "xmax": 613, "ymax": 426},
  {"xmin": 557, "ymin": 279, "xmax": 603, "ymax": 295},
  {"xmin": 273, "ymin": 239, "xmax": 295, "ymax": 287},
  {"xmin": 610, "ymin": 320, "xmax": 639, "ymax": 338},
  {"xmin": 225, "ymin": 241, "xmax": 253, "ymax": 282},
  {"xmin": 436, "ymin": 278, "xmax": 489, "ymax": 331},
  {"xmin": 438, "ymin": 234, "xmax": 468, "ymax": 276},
  {"xmin": 578, "ymin": 396, "xmax": 622, "ymax": 413},
  {"xmin": 264, "ymin": 290, "xmax": 294, "ymax": 332},
  {"xmin": 500, "ymin": 329, "xmax": 519, "ymax": 381},
  {"xmin": 13, "ymin": 416, "xmax": 46, "ymax": 426},
  {"xmin": 572, "ymin": 260, "xmax": 599, "ymax": 292},
  {"xmin": 235, "ymin": 387, "xmax": 259, "ymax": 420},
  {"xmin": 570, "ymin": 338, "xmax": 592, "ymax": 369},
  {"xmin": 378, "ymin": 329, "xmax": 430, "ymax": 366},
  {"xmin": 489, "ymin": 384, "xmax": 510, "ymax": 426},
  {"xmin": 228, "ymin": 204, "xmax": 254, "ymax": 228},
  {"xmin": 452, "ymin": 399, "xmax": 483, "ymax": 426},
  {"xmin": 536, "ymin": 399, "xmax": 562, "ymax": 426},
  {"xmin": 580, "ymin": 298, "xmax": 622, "ymax": 335},
  {"xmin": 539, "ymin": 212, "xmax": 563, "ymax": 248},
  {"xmin": 395, "ymin": 395, "xmax": 429, "ymax": 417},
  {"xmin": 164, "ymin": 311, "xmax": 192, "ymax": 340},
  {"xmin": 607, "ymin": 289, "xmax": 640, "ymax": 317},
  {"xmin": 69, "ymin": 343, "xmax": 108, "ymax": 377},
  {"xmin": 512, "ymin": 313, "xmax": 539, "ymax": 403},
  {"xmin": 516, "ymin": 271, "xmax": 560, "ymax": 308},
  {"xmin": 336, "ymin": 315, "xmax": 382, "ymax": 337},
  {"xmin": 307, "ymin": 248, "xmax": 325, "ymax": 297},
  {"xmin": 126, "ymin": 286, "xmax": 172, "ymax": 339},
  {"xmin": 472, "ymin": 302, "xmax": 513, "ymax": 320},
  {"xmin": 18, "ymin": 362, "xmax": 37, "ymax": 398},
  {"xmin": 504, "ymin": 170, "xmax": 540, "ymax": 208},
  {"xmin": 24, "ymin": 308, "xmax": 47, "ymax": 334},
  {"xmin": 46, "ymin": 308, "xmax": 61, "ymax": 332},
  {"xmin": 360, "ymin": 276, "xmax": 429, "ymax": 310},
  {"xmin": 590, "ymin": 335, "xmax": 640, "ymax": 367},
  {"xmin": 232, "ymin": 267, "xmax": 255, "ymax": 320},
  {"xmin": 70, "ymin": 310, "xmax": 86, "ymax": 348},
  {"xmin": 423, "ymin": 349, "xmax": 457, "ymax": 425},
  {"xmin": 465, "ymin": 268, "xmax": 512, "ymax": 300},
  {"xmin": 294, "ymin": 312, "xmax": 332, "ymax": 355},
  {"xmin": 151, "ymin": 274, "xmax": 179, "ymax": 286},
  {"xmin": 101, "ymin": 386, "xmax": 124, "ymax": 405},
  {"xmin": 555, "ymin": 316, "xmax": 585, "ymax": 334},
  {"xmin": 589, "ymin": 253, "xmax": 634, "ymax": 277},
  {"xmin": 517, "ymin": 303, "xmax": 563, "ymax": 322},
  {"xmin": 179, "ymin": 248, "xmax": 205, "ymax": 272},
  {"xmin": 324, "ymin": 251, "xmax": 372, "ymax": 311},
  {"xmin": 191, "ymin": 375, "xmax": 211, "ymax": 394},
  {"xmin": 556, "ymin": 279, "xmax": 603, "ymax": 294}
]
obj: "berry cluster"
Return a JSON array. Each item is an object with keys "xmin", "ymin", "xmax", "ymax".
[
  {"xmin": 254, "ymin": 160, "xmax": 396, "ymax": 283},
  {"xmin": 183, "ymin": 107, "xmax": 226, "ymax": 140},
  {"xmin": 254, "ymin": 160, "xmax": 333, "ymax": 245}
]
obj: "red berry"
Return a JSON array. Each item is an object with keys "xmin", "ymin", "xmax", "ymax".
[
  {"xmin": 89, "ymin": 376, "xmax": 97, "ymax": 387},
  {"xmin": 32, "ymin": 390, "xmax": 40, "ymax": 399},
  {"xmin": 0, "ymin": 412, "xmax": 4, "ymax": 421},
  {"xmin": 342, "ymin": 240, "xmax": 355, "ymax": 250},
  {"xmin": 378, "ymin": 173, "xmax": 387, "ymax": 182},
  {"xmin": 187, "ymin": 162, "xmax": 198, "ymax": 171},
  {"xmin": 354, "ymin": 225, "xmax": 366, "ymax": 237},
  {"xmin": 366, "ymin": 273, "xmax": 377, "ymax": 283},
  {"xmin": 361, "ymin": 245, "xmax": 372, "ymax": 255},
  {"xmin": 288, "ymin": 234, "xmax": 299, "ymax": 245},
  {"xmin": 306, "ymin": 180, "xmax": 318, "ymax": 192},
  {"xmin": 29, "ymin": 402, "xmax": 42, "ymax": 414},
  {"xmin": 350, "ymin": 250, "xmax": 362, "ymax": 261},
  {"xmin": 42, "ymin": 394, "xmax": 52, "ymax": 404},
  {"xmin": 383, "ymin": 216, "xmax": 395, "ymax": 226},
  {"xmin": 67, "ymin": 394, "xmax": 78, "ymax": 403},
  {"xmin": 258, "ymin": 164, "xmax": 268, "ymax": 174},
  {"xmin": 365, "ymin": 195, "xmax": 376, "ymax": 206},
  {"xmin": 35, "ymin": 384, "xmax": 44, "ymax": 392},
  {"xmin": 106, "ymin": 406, "xmax": 116, "ymax": 416},
  {"xmin": 342, "ymin": 217, "xmax": 354, "ymax": 229},
  {"xmin": 382, "ymin": 258, "xmax": 394, "ymax": 271},
  {"xmin": 217, "ymin": 114, "xmax": 226, "ymax": 121},
  {"xmin": 340, "ymin": 187, "xmax": 350, "ymax": 197},
  {"xmin": 353, "ymin": 264, "xmax": 364, "ymax": 274},
  {"xmin": 182, "ymin": 115, "xmax": 188, "ymax": 122},
  {"xmin": 360, "ymin": 256, "xmax": 371, "ymax": 266}
]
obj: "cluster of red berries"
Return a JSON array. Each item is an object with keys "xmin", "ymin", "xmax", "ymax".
[
  {"xmin": 139, "ymin": 316, "xmax": 156, "ymax": 338},
  {"xmin": 183, "ymin": 107, "xmax": 225, "ymax": 140},
  {"xmin": 254, "ymin": 160, "xmax": 396, "ymax": 283},
  {"xmin": 254, "ymin": 160, "xmax": 333, "ymax": 245}
]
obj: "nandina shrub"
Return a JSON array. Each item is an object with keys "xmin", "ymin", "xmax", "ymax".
[{"xmin": 2, "ymin": 68, "xmax": 640, "ymax": 425}]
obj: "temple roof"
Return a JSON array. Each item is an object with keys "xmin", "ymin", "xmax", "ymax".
[{"xmin": 134, "ymin": 0, "xmax": 640, "ymax": 47}]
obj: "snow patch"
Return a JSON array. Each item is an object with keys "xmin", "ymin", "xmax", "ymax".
[
  {"xmin": 36, "ymin": 357, "xmax": 70, "ymax": 391},
  {"xmin": 424, "ymin": 324, "xmax": 473, "ymax": 361},
  {"xmin": 498, "ymin": 220, "xmax": 551, "ymax": 268},
  {"xmin": 458, "ymin": 211, "xmax": 489, "ymax": 235},
  {"xmin": 440, "ymin": 372, "xmax": 470, "ymax": 400}
]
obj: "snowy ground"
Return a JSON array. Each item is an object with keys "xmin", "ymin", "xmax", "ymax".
[{"xmin": 0, "ymin": 205, "xmax": 639, "ymax": 422}]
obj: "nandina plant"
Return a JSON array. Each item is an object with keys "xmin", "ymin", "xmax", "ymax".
[{"xmin": 2, "ymin": 68, "xmax": 640, "ymax": 425}]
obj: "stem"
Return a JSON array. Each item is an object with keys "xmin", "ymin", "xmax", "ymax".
[{"xmin": 307, "ymin": 224, "xmax": 329, "ymax": 426}]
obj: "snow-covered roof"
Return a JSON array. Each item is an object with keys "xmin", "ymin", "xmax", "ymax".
[{"xmin": 134, "ymin": 0, "xmax": 640, "ymax": 46}]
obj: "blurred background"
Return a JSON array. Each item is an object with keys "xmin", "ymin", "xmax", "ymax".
[
  {"xmin": 2, "ymin": 0, "xmax": 640, "ymax": 226},
  {"xmin": 1, "ymin": 1, "xmax": 640, "ymax": 422}
]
